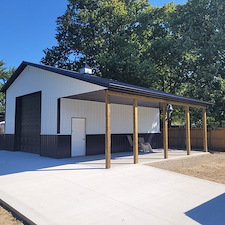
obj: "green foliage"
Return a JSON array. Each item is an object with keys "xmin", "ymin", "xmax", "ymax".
[
  {"xmin": 169, "ymin": 0, "xmax": 225, "ymax": 127},
  {"xmin": 41, "ymin": 0, "xmax": 175, "ymax": 87},
  {"xmin": 0, "ymin": 60, "xmax": 16, "ymax": 113},
  {"xmin": 41, "ymin": 0, "xmax": 225, "ymax": 127}
]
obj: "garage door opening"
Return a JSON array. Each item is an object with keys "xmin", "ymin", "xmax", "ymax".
[{"xmin": 15, "ymin": 92, "xmax": 41, "ymax": 154}]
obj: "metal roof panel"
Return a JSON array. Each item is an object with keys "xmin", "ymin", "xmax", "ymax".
[{"xmin": 1, "ymin": 61, "xmax": 211, "ymax": 107}]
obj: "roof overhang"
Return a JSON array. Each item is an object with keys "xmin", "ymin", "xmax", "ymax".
[
  {"xmin": 65, "ymin": 90, "xmax": 160, "ymax": 108},
  {"xmin": 1, "ymin": 61, "xmax": 211, "ymax": 109},
  {"xmin": 64, "ymin": 88, "xmax": 210, "ymax": 109},
  {"xmin": 108, "ymin": 84, "xmax": 210, "ymax": 108}
]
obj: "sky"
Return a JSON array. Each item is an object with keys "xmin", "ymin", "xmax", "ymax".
[{"xmin": 0, "ymin": 0, "xmax": 187, "ymax": 69}]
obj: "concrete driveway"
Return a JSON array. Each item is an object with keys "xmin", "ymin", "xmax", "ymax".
[{"xmin": 0, "ymin": 150, "xmax": 225, "ymax": 225}]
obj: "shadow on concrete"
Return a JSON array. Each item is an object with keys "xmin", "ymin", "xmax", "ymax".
[
  {"xmin": 185, "ymin": 193, "xmax": 225, "ymax": 225},
  {"xmin": 0, "ymin": 151, "xmax": 104, "ymax": 175},
  {"xmin": 0, "ymin": 150, "xmax": 158, "ymax": 175}
]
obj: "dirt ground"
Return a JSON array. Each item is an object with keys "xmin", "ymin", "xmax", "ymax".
[
  {"xmin": 149, "ymin": 152, "xmax": 225, "ymax": 185},
  {"xmin": 1, "ymin": 152, "xmax": 225, "ymax": 225},
  {"xmin": 0, "ymin": 206, "xmax": 24, "ymax": 225}
]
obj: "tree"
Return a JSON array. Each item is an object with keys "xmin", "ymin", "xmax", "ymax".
[
  {"xmin": 41, "ymin": 0, "xmax": 225, "ymax": 127},
  {"xmin": 42, "ymin": 0, "xmax": 179, "ymax": 88},
  {"xmin": 0, "ymin": 60, "xmax": 16, "ymax": 113},
  {"xmin": 169, "ymin": 0, "xmax": 225, "ymax": 126}
]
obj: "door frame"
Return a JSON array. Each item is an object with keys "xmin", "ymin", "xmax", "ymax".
[{"xmin": 71, "ymin": 117, "xmax": 86, "ymax": 157}]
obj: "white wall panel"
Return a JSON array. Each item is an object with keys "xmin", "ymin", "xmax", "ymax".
[
  {"xmin": 60, "ymin": 99, "xmax": 105, "ymax": 135},
  {"xmin": 60, "ymin": 98, "xmax": 160, "ymax": 135},
  {"xmin": 5, "ymin": 66, "xmax": 105, "ymax": 134},
  {"xmin": 138, "ymin": 107, "xmax": 160, "ymax": 133},
  {"xmin": 111, "ymin": 105, "xmax": 160, "ymax": 133},
  {"xmin": 111, "ymin": 104, "xmax": 133, "ymax": 133}
]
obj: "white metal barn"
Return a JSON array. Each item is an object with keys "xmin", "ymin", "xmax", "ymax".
[{"xmin": 1, "ymin": 61, "xmax": 209, "ymax": 167}]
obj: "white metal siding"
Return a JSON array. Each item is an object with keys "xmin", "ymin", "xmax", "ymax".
[
  {"xmin": 60, "ymin": 98, "xmax": 160, "ymax": 135},
  {"xmin": 5, "ymin": 66, "xmax": 105, "ymax": 134},
  {"xmin": 60, "ymin": 99, "xmax": 105, "ymax": 135}
]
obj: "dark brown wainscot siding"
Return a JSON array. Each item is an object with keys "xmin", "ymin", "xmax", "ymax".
[
  {"xmin": 1, "ymin": 133, "xmax": 161, "ymax": 158},
  {"xmin": 41, "ymin": 135, "xmax": 71, "ymax": 158},
  {"xmin": 86, "ymin": 133, "xmax": 162, "ymax": 156}
]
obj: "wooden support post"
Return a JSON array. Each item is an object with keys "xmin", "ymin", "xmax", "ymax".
[
  {"xmin": 105, "ymin": 90, "xmax": 111, "ymax": 168},
  {"xmin": 133, "ymin": 98, "xmax": 138, "ymax": 164},
  {"xmin": 203, "ymin": 108, "xmax": 208, "ymax": 152},
  {"xmin": 163, "ymin": 104, "xmax": 168, "ymax": 159},
  {"xmin": 185, "ymin": 106, "xmax": 191, "ymax": 155}
]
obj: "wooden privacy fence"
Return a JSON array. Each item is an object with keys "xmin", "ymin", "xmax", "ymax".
[{"xmin": 169, "ymin": 127, "xmax": 225, "ymax": 151}]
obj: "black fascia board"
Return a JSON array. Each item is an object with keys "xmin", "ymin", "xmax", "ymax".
[
  {"xmin": 1, "ymin": 62, "xmax": 27, "ymax": 92},
  {"xmin": 1, "ymin": 61, "xmax": 109, "ymax": 92},
  {"xmin": 108, "ymin": 83, "xmax": 211, "ymax": 107},
  {"xmin": 1, "ymin": 61, "xmax": 211, "ymax": 107}
]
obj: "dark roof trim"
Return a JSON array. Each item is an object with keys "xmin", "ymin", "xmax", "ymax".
[
  {"xmin": 1, "ymin": 61, "xmax": 109, "ymax": 93},
  {"xmin": 1, "ymin": 61, "xmax": 211, "ymax": 107},
  {"xmin": 108, "ymin": 83, "xmax": 210, "ymax": 107}
]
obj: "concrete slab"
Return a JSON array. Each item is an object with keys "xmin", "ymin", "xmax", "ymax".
[{"xmin": 0, "ymin": 150, "xmax": 225, "ymax": 225}]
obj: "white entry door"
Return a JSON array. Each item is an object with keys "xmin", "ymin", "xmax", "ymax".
[{"xmin": 71, "ymin": 118, "xmax": 86, "ymax": 157}]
